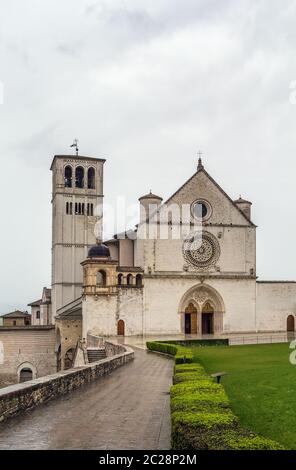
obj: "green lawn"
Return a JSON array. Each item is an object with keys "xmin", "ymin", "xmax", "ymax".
[{"xmin": 192, "ymin": 343, "xmax": 296, "ymax": 450}]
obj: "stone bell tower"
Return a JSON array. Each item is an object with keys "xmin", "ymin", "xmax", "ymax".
[{"xmin": 50, "ymin": 154, "xmax": 105, "ymax": 319}]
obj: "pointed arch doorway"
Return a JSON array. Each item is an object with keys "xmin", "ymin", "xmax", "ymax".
[
  {"xmin": 179, "ymin": 284, "xmax": 225, "ymax": 335},
  {"xmin": 184, "ymin": 303, "xmax": 198, "ymax": 334}
]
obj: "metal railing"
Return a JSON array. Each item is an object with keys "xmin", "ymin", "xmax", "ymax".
[{"xmin": 229, "ymin": 333, "xmax": 295, "ymax": 346}]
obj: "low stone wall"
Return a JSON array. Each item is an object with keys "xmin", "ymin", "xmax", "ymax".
[
  {"xmin": 0, "ymin": 344, "xmax": 134, "ymax": 423},
  {"xmin": 105, "ymin": 341, "xmax": 127, "ymax": 357}
]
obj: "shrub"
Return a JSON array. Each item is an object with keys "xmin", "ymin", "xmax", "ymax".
[
  {"xmin": 171, "ymin": 381, "xmax": 222, "ymax": 397},
  {"xmin": 175, "ymin": 348, "xmax": 194, "ymax": 364},
  {"xmin": 146, "ymin": 342, "xmax": 193, "ymax": 363},
  {"xmin": 173, "ymin": 372, "xmax": 208, "ymax": 384},
  {"xmin": 174, "ymin": 363, "xmax": 204, "ymax": 374},
  {"xmin": 223, "ymin": 432, "xmax": 285, "ymax": 450},
  {"xmin": 171, "ymin": 389, "xmax": 230, "ymax": 412},
  {"xmin": 147, "ymin": 340, "xmax": 283, "ymax": 450},
  {"xmin": 171, "ymin": 410, "xmax": 238, "ymax": 450}
]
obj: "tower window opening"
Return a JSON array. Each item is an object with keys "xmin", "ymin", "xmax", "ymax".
[
  {"xmin": 74, "ymin": 202, "xmax": 85, "ymax": 215},
  {"xmin": 127, "ymin": 274, "xmax": 133, "ymax": 286},
  {"xmin": 118, "ymin": 273, "xmax": 123, "ymax": 286},
  {"xmin": 97, "ymin": 270, "xmax": 107, "ymax": 286},
  {"xmin": 75, "ymin": 166, "xmax": 84, "ymax": 188},
  {"xmin": 136, "ymin": 274, "xmax": 143, "ymax": 287},
  {"xmin": 87, "ymin": 167, "xmax": 95, "ymax": 189},
  {"xmin": 87, "ymin": 203, "xmax": 94, "ymax": 216},
  {"xmin": 64, "ymin": 166, "xmax": 72, "ymax": 188},
  {"xmin": 66, "ymin": 202, "xmax": 73, "ymax": 215}
]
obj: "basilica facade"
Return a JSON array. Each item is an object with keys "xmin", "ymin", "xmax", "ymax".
[{"xmin": 45, "ymin": 153, "xmax": 296, "ymax": 342}]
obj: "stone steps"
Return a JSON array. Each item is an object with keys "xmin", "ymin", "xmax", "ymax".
[{"xmin": 87, "ymin": 348, "xmax": 106, "ymax": 363}]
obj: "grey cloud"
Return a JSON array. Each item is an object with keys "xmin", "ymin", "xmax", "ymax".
[{"xmin": 1, "ymin": 0, "xmax": 296, "ymax": 312}]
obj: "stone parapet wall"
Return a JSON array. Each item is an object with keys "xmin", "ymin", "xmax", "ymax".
[
  {"xmin": 0, "ymin": 344, "xmax": 134, "ymax": 423},
  {"xmin": 105, "ymin": 341, "xmax": 127, "ymax": 357}
]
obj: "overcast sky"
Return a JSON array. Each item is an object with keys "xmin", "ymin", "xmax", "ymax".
[{"xmin": 1, "ymin": 0, "xmax": 296, "ymax": 313}]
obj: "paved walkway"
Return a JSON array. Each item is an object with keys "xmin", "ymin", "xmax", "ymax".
[{"xmin": 0, "ymin": 348, "xmax": 173, "ymax": 450}]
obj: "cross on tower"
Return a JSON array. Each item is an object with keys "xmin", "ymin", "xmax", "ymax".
[
  {"xmin": 70, "ymin": 139, "xmax": 79, "ymax": 156},
  {"xmin": 197, "ymin": 150, "xmax": 204, "ymax": 170}
]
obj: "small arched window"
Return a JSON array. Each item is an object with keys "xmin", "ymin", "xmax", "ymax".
[
  {"xmin": 64, "ymin": 166, "xmax": 72, "ymax": 188},
  {"xmin": 118, "ymin": 274, "xmax": 123, "ymax": 286},
  {"xmin": 127, "ymin": 274, "xmax": 133, "ymax": 286},
  {"xmin": 97, "ymin": 270, "xmax": 106, "ymax": 286},
  {"xmin": 36, "ymin": 311, "xmax": 40, "ymax": 319},
  {"xmin": 136, "ymin": 274, "xmax": 142, "ymax": 288},
  {"xmin": 75, "ymin": 166, "xmax": 84, "ymax": 188},
  {"xmin": 87, "ymin": 167, "xmax": 95, "ymax": 189}
]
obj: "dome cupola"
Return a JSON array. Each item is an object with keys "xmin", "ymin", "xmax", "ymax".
[{"xmin": 88, "ymin": 241, "xmax": 110, "ymax": 259}]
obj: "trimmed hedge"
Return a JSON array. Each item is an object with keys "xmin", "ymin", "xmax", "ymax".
[
  {"xmin": 174, "ymin": 363, "xmax": 203, "ymax": 374},
  {"xmin": 173, "ymin": 371, "xmax": 208, "ymax": 384},
  {"xmin": 171, "ymin": 389, "xmax": 230, "ymax": 412},
  {"xmin": 147, "ymin": 340, "xmax": 284, "ymax": 450},
  {"xmin": 147, "ymin": 341, "xmax": 193, "ymax": 363}
]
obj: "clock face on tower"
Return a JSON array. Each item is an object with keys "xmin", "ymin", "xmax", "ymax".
[{"xmin": 183, "ymin": 231, "xmax": 220, "ymax": 269}]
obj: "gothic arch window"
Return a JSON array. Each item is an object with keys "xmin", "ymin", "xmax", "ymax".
[
  {"xmin": 64, "ymin": 166, "xmax": 72, "ymax": 188},
  {"xmin": 36, "ymin": 310, "xmax": 40, "ymax": 320},
  {"xmin": 118, "ymin": 273, "xmax": 123, "ymax": 286},
  {"xmin": 87, "ymin": 167, "xmax": 95, "ymax": 189},
  {"xmin": 75, "ymin": 166, "xmax": 84, "ymax": 188},
  {"xmin": 97, "ymin": 270, "xmax": 106, "ymax": 286},
  {"xmin": 127, "ymin": 274, "xmax": 133, "ymax": 286}
]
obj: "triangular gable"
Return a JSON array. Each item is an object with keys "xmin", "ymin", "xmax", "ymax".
[{"xmin": 162, "ymin": 164, "xmax": 255, "ymax": 227}]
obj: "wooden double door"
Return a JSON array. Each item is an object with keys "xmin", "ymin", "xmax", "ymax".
[{"xmin": 184, "ymin": 302, "xmax": 214, "ymax": 335}]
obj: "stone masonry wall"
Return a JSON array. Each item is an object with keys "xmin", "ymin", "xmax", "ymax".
[
  {"xmin": 0, "ymin": 327, "xmax": 56, "ymax": 385},
  {"xmin": 0, "ymin": 344, "xmax": 134, "ymax": 423}
]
